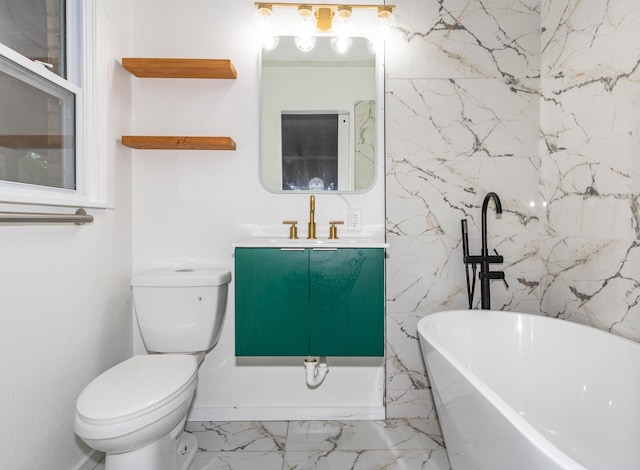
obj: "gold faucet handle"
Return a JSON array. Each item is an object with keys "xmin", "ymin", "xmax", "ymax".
[
  {"xmin": 328, "ymin": 220, "xmax": 344, "ymax": 240},
  {"xmin": 283, "ymin": 220, "xmax": 298, "ymax": 240}
]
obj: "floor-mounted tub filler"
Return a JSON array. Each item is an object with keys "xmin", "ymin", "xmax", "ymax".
[{"xmin": 418, "ymin": 310, "xmax": 640, "ymax": 470}]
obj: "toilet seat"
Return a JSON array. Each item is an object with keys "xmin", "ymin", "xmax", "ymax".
[
  {"xmin": 77, "ymin": 355, "xmax": 197, "ymax": 424},
  {"xmin": 75, "ymin": 354, "xmax": 198, "ymax": 452}
]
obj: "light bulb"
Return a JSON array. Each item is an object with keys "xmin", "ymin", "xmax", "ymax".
[
  {"xmin": 330, "ymin": 10, "xmax": 352, "ymax": 54},
  {"xmin": 262, "ymin": 35, "xmax": 280, "ymax": 51},
  {"xmin": 295, "ymin": 8, "xmax": 317, "ymax": 52},
  {"xmin": 375, "ymin": 6, "xmax": 395, "ymax": 41},
  {"xmin": 330, "ymin": 35, "xmax": 352, "ymax": 54},
  {"xmin": 295, "ymin": 34, "xmax": 317, "ymax": 52},
  {"xmin": 254, "ymin": 4, "xmax": 279, "ymax": 50}
]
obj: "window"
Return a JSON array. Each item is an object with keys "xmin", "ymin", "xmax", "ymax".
[
  {"xmin": 0, "ymin": 1, "xmax": 67, "ymax": 77},
  {"xmin": 0, "ymin": 55, "xmax": 76, "ymax": 190},
  {"xmin": 0, "ymin": 0, "xmax": 106, "ymax": 206},
  {"xmin": 281, "ymin": 112, "xmax": 350, "ymax": 191}
]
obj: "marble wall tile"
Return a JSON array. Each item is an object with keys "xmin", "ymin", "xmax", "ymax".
[
  {"xmin": 386, "ymin": 235, "xmax": 468, "ymax": 315},
  {"xmin": 540, "ymin": 131, "xmax": 640, "ymax": 239},
  {"xmin": 386, "ymin": 231, "xmax": 541, "ymax": 314},
  {"xmin": 540, "ymin": 76, "xmax": 640, "ymax": 155},
  {"xmin": 386, "ymin": 157, "xmax": 479, "ymax": 237},
  {"xmin": 537, "ymin": 0, "xmax": 640, "ymax": 349},
  {"xmin": 385, "ymin": 389, "xmax": 440, "ymax": 420},
  {"xmin": 483, "ymin": 232, "xmax": 542, "ymax": 313},
  {"xmin": 387, "ymin": 310, "xmax": 431, "ymax": 390},
  {"xmin": 386, "ymin": 157, "xmax": 540, "ymax": 237},
  {"xmin": 540, "ymin": 236, "xmax": 640, "ymax": 340},
  {"xmin": 541, "ymin": 0, "xmax": 640, "ymax": 79},
  {"xmin": 387, "ymin": 0, "xmax": 540, "ymax": 79},
  {"xmin": 386, "ymin": 79, "xmax": 540, "ymax": 160}
]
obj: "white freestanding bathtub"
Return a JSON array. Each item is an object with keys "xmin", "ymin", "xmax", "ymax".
[{"xmin": 418, "ymin": 310, "xmax": 640, "ymax": 470}]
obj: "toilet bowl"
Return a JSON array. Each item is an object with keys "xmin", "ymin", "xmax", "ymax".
[
  {"xmin": 75, "ymin": 267, "xmax": 231, "ymax": 470},
  {"xmin": 75, "ymin": 355, "xmax": 198, "ymax": 470}
]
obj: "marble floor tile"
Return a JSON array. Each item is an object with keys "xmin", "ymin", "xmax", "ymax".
[
  {"xmin": 190, "ymin": 450, "xmax": 285, "ymax": 470},
  {"xmin": 285, "ymin": 419, "xmax": 445, "ymax": 452},
  {"xmin": 90, "ymin": 419, "xmax": 450, "ymax": 470},
  {"xmin": 185, "ymin": 420, "xmax": 287, "ymax": 452},
  {"xmin": 185, "ymin": 419, "xmax": 450, "ymax": 470},
  {"xmin": 284, "ymin": 449, "xmax": 450, "ymax": 470}
]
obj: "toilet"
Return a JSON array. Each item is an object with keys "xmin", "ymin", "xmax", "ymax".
[{"xmin": 74, "ymin": 267, "xmax": 231, "ymax": 470}]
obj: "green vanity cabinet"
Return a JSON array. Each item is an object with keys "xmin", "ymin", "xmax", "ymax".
[
  {"xmin": 235, "ymin": 247, "xmax": 384, "ymax": 357},
  {"xmin": 234, "ymin": 248, "xmax": 309, "ymax": 356},
  {"xmin": 308, "ymin": 248, "xmax": 384, "ymax": 356}
]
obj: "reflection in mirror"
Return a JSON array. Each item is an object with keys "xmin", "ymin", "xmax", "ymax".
[{"xmin": 260, "ymin": 36, "xmax": 377, "ymax": 193}]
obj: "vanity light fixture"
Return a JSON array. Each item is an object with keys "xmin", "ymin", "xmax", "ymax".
[{"xmin": 254, "ymin": 2, "xmax": 395, "ymax": 52}]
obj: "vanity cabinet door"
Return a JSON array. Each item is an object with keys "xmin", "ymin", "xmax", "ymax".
[
  {"xmin": 309, "ymin": 248, "xmax": 384, "ymax": 356},
  {"xmin": 235, "ymin": 248, "xmax": 309, "ymax": 356}
]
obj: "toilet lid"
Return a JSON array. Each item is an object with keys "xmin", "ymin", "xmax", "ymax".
[{"xmin": 76, "ymin": 355, "xmax": 198, "ymax": 422}]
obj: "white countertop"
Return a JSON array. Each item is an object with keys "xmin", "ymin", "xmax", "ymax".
[{"xmin": 233, "ymin": 237, "xmax": 389, "ymax": 249}]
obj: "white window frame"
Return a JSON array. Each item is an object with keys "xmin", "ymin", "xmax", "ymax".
[{"xmin": 0, "ymin": 0, "xmax": 107, "ymax": 207}]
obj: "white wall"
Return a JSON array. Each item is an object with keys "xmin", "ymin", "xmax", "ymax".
[
  {"xmin": 0, "ymin": 1, "xmax": 133, "ymax": 469},
  {"xmin": 131, "ymin": 0, "xmax": 386, "ymax": 420}
]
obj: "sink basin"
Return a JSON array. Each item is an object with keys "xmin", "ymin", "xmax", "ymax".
[{"xmin": 233, "ymin": 237, "xmax": 389, "ymax": 249}]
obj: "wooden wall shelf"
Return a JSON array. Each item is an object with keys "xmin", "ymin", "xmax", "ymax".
[
  {"xmin": 122, "ymin": 58, "xmax": 237, "ymax": 79},
  {"xmin": 121, "ymin": 57, "xmax": 236, "ymax": 151},
  {"xmin": 121, "ymin": 136, "xmax": 236, "ymax": 151}
]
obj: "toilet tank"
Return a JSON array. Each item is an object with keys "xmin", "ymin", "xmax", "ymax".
[{"xmin": 131, "ymin": 268, "xmax": 231, "ymax": 353}]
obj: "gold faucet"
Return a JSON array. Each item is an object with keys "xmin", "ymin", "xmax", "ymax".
[{"xmin": 307, "ymin": 195, "xmax": 316, "ymax": 239}]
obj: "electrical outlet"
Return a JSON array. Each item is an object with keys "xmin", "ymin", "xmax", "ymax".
[{"xmin": 348, "ymin": 209, "xmax": 362, "ymax": 231}]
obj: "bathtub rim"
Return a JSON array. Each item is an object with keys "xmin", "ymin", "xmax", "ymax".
[{"xmin": 418, "ymin": 309, "xmax": 590, "ymax": 470}]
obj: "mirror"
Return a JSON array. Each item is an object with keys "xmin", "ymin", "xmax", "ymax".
[{"xmin": 260, "ymin": 36, "xmax": 378, "ymax": 193}]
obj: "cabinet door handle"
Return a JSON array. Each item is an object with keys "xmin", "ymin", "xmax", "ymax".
[
  {"xmin": 312, "ymin": 248, "xmax": 338, "ymax": 251},
  {"xmin": 280, "ymin": 248, "xmax": 305, "ymax": 251}
]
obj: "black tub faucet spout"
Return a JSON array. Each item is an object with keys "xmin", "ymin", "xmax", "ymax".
[
  {"xmin": 480, "ymin": 192, "xmax": 503, "ymax": 309},
  {"xmin": 481, "ymin": 192, "xmax": 502, "ymax": 258}
]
